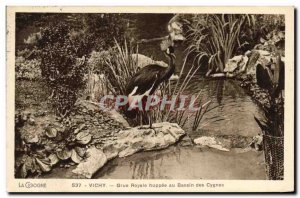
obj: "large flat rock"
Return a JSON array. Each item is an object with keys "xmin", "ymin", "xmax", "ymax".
[
  {"xmin": 72, "ymin": 147, "xmax": 108, "ymax": 179},
  {"xmin": 72, "ymin": 122, "xmax": 185, "ymax": 178}
]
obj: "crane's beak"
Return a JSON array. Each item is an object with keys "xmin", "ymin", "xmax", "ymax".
[{"xmin": 171, "ymin": 53, "xmax": 176, "ymax": 59}]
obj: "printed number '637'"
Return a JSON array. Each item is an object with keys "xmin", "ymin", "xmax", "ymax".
[{"xmin": 72, "ymin": 183, "xmax": 81, "ymax": 188}]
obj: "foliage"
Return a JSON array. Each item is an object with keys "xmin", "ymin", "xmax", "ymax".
[
  {"xmin": 14, "ymin": 111, "xmax": 91, "ymax": 178},
  {"xmin": 254, "ymin": 54, "xmax": 284, "ymax": 137},
  {"xmin": 81, "ymin": 13, "xmax": 128, "ymax": 51},
  {"xmin": 37, "ymin": 23, "xmax": 88, "ymax": 117},
  {"xmin": 87, "ymin": 50, "xmax": 112, "ymax": 74},
  {"xmin": 16, "ymin": 13, "xmax": 44, "ymax": 33},
  {"xmin": 100, "ymin": 40, "xmax": 138, "ymax": 95},
  {"xmin": 239, "ymin": 14, "xmax": 285, "ymax": 54},
  {"xmin": 18, "ymin": 13, "xmax": 130, "ymax": 115},
  {"xmin": 186, "ymin": 14, "xmax": 254, "ymax": 74},
  {"xmin": 254, "ymin": 96, "xmax": 284, "ymax": 137},
  {"xmin": 86, "ymin": 45, "xmax": 139, "ymax": 99},
  {"xmin": 16, "ymin": 13, "xmax": 128, "ymax": 50},
  {"xmin": 251, "ymin": 15, "xmax": 285, "ymax": 40},
  {"xmin": 85, "ymin": 50, "xmax": 112, "ymax": 99},
  {"xmin": 15, "ymin": 56, "xmax": 41, "ymax": 80},
  {"xmin": 185, "ymin": 14, "xmax": 284, "ymax": 74}
]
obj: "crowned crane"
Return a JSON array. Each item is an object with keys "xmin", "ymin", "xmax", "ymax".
[{"xmin": 125, "ymin": 46, "xmax": 176, "ymax": 128}]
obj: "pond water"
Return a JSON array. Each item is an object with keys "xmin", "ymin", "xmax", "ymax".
[
  {"xmin": 94, "ymin": 147, "xmax": 265, "ymax": 180},
  {"xmin": 183, "ymin": 78, "xmax": 264, "ymax": 138},
  {"xmin": 93, "ymin": 78, "xmax": 265, "ymax": 180},
  {"xmin": 93, "ymin": 14, "xmax": 266, "ymax": 180}
]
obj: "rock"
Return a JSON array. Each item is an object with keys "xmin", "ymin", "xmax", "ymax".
[
  {"xmin": 74, "ymin": 99, "xmax": 129, "ymax": 128},
  {"xmin": 194, "ymin": 136, "xmax": 230, "ymax": 151},
  {"xmin": 246, "ymin": 50, "xmax": 260, "ymax": 76},
  {"xmin": 104, "ymin": 109, "xmax": 130, "ymax": 128},
  {"xmin": 224, "ymin": 55, "xmax": 242, "ymax": 73},
  {"xmin": 72, "ymin": 122, "xmax": 185, "ymax": 178},
  {"xmin": 74, "ymin": 99, "xmax": 99, "ymax": 112},
  {"xmin": 102, "ymin": 144, "xmax": 119, "ymax": 160},
  {"xmin": 224, "ymin": 55, "xmax": 248, "ymax": 73},
  {"xmin": 72, "ymin": 146, "xmax": 108, "ymax": 179},
  {"xmin": 170, "ymin": 74, "xmax": 179, "ymax": 81},
  {"xmin": 211, "ymin": 73, "xmax": 226, "ymax": 78},
  {"xmin": 109, "ymin": 122, "xmax": 185, "ymax": 157},
  {"xmin": 193, "ymin": 135, "xmax": 255, "ymax": 151},
  {"xmin": 24, "ymin": 134, "xmax": 39, "ymax": 144},
  {"xmin": 250, "ymin": 135, "xmax": 263, "ymax": 151}
]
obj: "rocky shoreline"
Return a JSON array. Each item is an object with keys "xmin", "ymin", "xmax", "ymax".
[{"xmin": 15, "ymin": 98, "xmax": 187, "ymax": 178}]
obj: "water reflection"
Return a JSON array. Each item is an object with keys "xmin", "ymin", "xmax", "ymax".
[
  {"xmin": 94, "ymin": 146, "xmax": 266, "ymax": 180},
  {"xmin": 180, "ymin": 78, "xmax": 264, "ymax": 137},
  {"xmin": 95, "ymin": 146, "xmax": 183, "ymax": 179},
  {"xmin": 216, "ymin": 79, "xmax": 224, "ymax": 105}
]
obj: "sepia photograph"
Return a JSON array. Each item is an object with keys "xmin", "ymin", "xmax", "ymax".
[{"xmin": 6, "ymin": 6, "xmax": 294, "ymax": 192}]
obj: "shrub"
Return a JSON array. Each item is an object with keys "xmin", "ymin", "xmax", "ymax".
[
  {"xmin": 37, "ymin": 23, "xmax": 89, "ymax": 117},
  {"xmin": 82, "ymin": 13, "xmax": 128, "ymax": 51},
  {"xmin": 35, "ymin": 14, "xmax": 129, "ymax": 115}
]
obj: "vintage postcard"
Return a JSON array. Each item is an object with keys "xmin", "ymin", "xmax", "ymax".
[{"xmin": 6, "ymin": 6, "xmax": 294, "ymax": 192}]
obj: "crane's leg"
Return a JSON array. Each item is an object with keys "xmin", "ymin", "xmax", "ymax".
[
  {"xmin": 139, "ymin": 112, "xmax": 143, "ymax": 126},
  {"xmin": 148, "ymin": 110, "xmax": 152, "ymax": 129}
]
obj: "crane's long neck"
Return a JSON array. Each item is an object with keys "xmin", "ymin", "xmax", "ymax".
[{"xmin": 162, "ymin": 55, "xmax": 175, "ymax": 80}]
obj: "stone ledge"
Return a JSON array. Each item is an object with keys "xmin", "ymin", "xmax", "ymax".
[{"xmin": 72, "ymin": 122, "xmax": 185, "ymax": 178}]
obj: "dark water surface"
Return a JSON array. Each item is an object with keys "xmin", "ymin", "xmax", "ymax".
[{"xmin": 183, "ymin": 78, "xmax": 264, "ymax": 138}]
